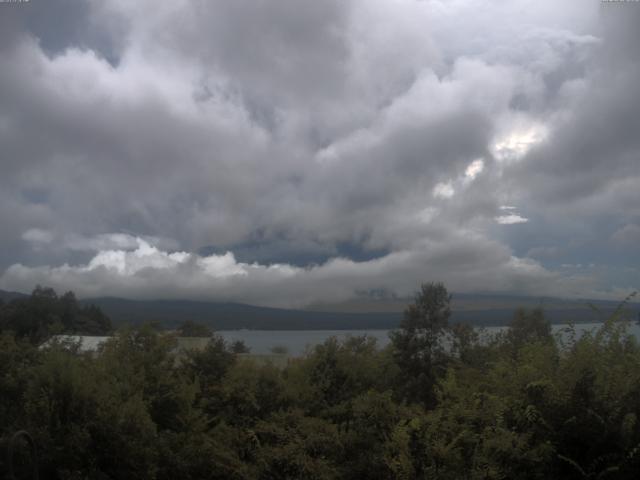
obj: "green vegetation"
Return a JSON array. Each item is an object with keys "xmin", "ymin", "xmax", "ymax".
[
  {"xmin": 270, "ymin": 345, "xmax": 289, "ymax": 355},
  {"xmin": 177, "ymin": 319, "xmax": 213, "ymax": 338},
  {"xmin": 231, "ymin": 339, "xmax": 251, "ymax": 354},
  {"xmin": 1, "ymin": 284, "xmax": 639, "ymax": 479},
  {"xmin": 0, "ymin": 286, "xmax": 112, "ymax": 343}
]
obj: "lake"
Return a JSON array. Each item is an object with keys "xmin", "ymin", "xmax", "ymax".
[{"xmin": 218, "ymin": 322, "xmax": 640, "ymax": 356}]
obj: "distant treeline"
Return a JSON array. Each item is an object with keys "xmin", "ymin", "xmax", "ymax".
[
  {"xmin": 0, "ymin": 286, "xmax": 112, "ymax": 342},
  {"xmin": 2, "ymin": 287, "xmax": 636, "ymax": 331},
  {"xmin": 1, "ymin": 283, "xmax": 639, "ymax": 479}
]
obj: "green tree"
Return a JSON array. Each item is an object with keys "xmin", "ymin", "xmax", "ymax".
[
  {"xmin": 231, "ymin": 339, "xmax": 251, "ymax": 354},
  {"xmin": 390, "ymin": 282, "xmax": 451, "ymax": 407},
  {"xmin": 507, "ymin": 307, "xmax": 552, "ymax": 351},
  {"xmin": 177, "ymin": 320, "xmax": 212, "ymax": 337},
  {"xmin": 23, "ymin": 346, "xmax": 158, "ymax": 478},
  {"xmin": 181, "ymin": 335, "xmax": 236, "ymax": 419},
  {"xmin": 291, "ymin": 336, "xmax": 394, "ymax": 415},
  {"xmin": 0, "ymin": 287, "xmax": 111, "ymax": 342},
  {"xmin": 253, "ymin": 409, "xmax": 342, "ymax": 480},
  {"xmin": 100, "ymin": 325, "xmax": 195, "ymax": 432}
]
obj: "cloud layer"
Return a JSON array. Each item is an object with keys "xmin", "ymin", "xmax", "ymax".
[
  {"xmin": 0, "ymin": 0, "xmax": 638, "ymax": 305},
  {"xmin": 0, "ymin": 236, "xmax": 610, "ymax": 308}
]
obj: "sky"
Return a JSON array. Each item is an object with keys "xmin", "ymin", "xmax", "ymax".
[{"xmin": 0, "ymin": 0, "xmax": 638, "ymax": 307}]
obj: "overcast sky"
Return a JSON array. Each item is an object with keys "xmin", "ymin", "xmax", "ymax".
[{"xmin": 0, "ymin": 0, "xmax": 638, "ymax": 307}]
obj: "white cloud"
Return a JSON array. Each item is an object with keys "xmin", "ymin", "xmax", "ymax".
[
  {"xmin": 84, "ymin": 240, "xmax": 192, "ymax": 276},
  {"xmin": 492, "ymin": 123, "xmax": 548, "ymax": 163},
  {"xmin": 1, "ymin": 236, "xmax": 629, "ymax": 308},
  {"xmin": 64, "ymin": 233, "xmax": 177, "ymax": 252},
  {"xmin": 433, "ymin": 182, "xmax": 455, "ymax": 199},
  {"xmin": 464, "ymin": 158, "xmax": 484, "ymax": 181},
  {"xmin": 496, "ymin": 214, "xmax": 529, "ymax": 225}
]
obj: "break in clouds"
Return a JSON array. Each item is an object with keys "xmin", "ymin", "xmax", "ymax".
[{"xmin": 0, "ymin": 0, "xmax": 638, "ymax": 306}]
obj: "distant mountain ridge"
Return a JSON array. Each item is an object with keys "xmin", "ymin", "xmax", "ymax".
[
  {"xmin": 2, "ymin": 289, "xmax": 637, "ymax": 330},
  {"xmin": 0, "ymin": 289, "xmax": 28, "ymax": 302},
  {"xmin": 307, "ymin": 292, "xmax": 637, "ymax": 313},
  {"xmin": 81, "ymin": 297, "xmax": 401, "ymax": 330},
  {"xmin": 82, "ymin": 294, "xmax": 639, "ymax": 330}
]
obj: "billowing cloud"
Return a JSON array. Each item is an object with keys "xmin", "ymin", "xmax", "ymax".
[
  {"xmin": 0, "ymin": 0, "xmax": 638, "ymax": 304},
  {"xmin": 0, "ymin": 237, "xmax": 623, "ymax": 307}
]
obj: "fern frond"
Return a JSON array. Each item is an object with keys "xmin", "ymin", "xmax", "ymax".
[{"xmin": 557, "ymin": 454, "xmax": 588, "ymax": 478}]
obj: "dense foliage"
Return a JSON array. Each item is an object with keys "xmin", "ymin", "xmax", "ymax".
[
  {"xmin": 1, "ymin": 284, "xmax": 639, "ymax": 479},
  {"xmin": 0, "ymin": 286, "xmax": 112, "ymax": 343},
  {"xmin": 177, "ymin": 320, "xmax": 214, "ymax": 338}
]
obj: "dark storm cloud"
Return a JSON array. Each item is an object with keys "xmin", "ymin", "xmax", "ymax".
[
  {"xmin": 186, "ymin": 0, "xmax": 351, "ymax": 102},
  {"xmin": 0, "ymin": 0, "xmax": 123, "ymax": 64},
  {"xmin": 514, "ymin": 6, "xmax": 640, "ymax": 199},
  {"xmin": 0, "ymin": 0, "xmax": 637, "ymax": 304},
  {"xmin": 503, "ymin": 5, "xmax": 640, "ymax": 285}
]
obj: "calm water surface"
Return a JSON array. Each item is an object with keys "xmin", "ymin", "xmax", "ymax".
[{"xmin": 218, "ymin": 322, "xmax": 640, "ymax": 356}]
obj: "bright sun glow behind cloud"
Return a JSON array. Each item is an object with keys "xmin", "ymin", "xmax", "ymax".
[
  {"xmin": 492, "ymin": 125, "xmax": 547, "ymax": 163},
  {"xmin": 464, "ymin": 158, "xmax": 484, "ymax": 180}
]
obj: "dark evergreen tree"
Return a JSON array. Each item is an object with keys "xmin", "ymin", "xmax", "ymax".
[{"xmin": 390, "ymin": 282, "xmax": 451, "ymax": 408}]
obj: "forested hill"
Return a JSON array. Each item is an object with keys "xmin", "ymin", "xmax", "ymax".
[
  {"xmin": 84, "ymin": 295, "xmax": 639, "ymax": 330},
  {"xmin": 0, "ymin": 289, "xmax": 28, "ymax": 302},
  {"xmin": 81, "ymin": 297, "xmax": 400, "ymax": 330},
  {"xmin": 2, "ymin": 289, "xmax": 637, "ymax": 330}
]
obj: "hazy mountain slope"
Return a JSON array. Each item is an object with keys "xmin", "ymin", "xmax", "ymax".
[
  {"xmin": 83, "ymin": 297, "xmax": 402, "ymax": 330},
  {"xmin": 306, "ymin": 293, "xmax": 635, "ymax": 313},
  {"xmin": 82, "ymin": 294, "xmax": 639, "ymax": 330},
  {"xmin": 0, "ymin": 289, "xmax": 29, "ymax": 302},
  {"xmin": 3, "ymin": 288, "xmax": 636, "ymax": 329}
]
